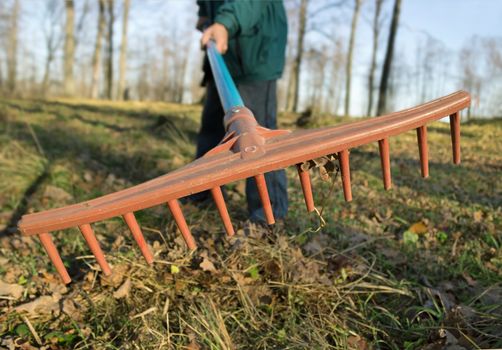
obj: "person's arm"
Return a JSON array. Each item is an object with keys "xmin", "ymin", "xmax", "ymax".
[
  {"xmin": 201, "ymin": 0, "xmax": 267, "ymax": 53},
  {"xmin": 214, "ymin": 0, "xmax": 267, "ymax": 37}
]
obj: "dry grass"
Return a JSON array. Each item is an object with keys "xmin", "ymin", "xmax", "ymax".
[{"xmin": 0, "ymin": 98, "xmax": 501, "ymax": 349}]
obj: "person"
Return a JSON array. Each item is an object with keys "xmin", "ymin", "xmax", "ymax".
[{"xmin": 195, "ymin": 0, "xmax": 288, "ymax": 224}]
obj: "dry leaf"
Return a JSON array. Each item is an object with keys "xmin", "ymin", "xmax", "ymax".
[
  {"xmin": 199, "ymin": 252, "xmax": 216, "ymax": 273},
  {"xmin": 187, "ymin": 339, "xmax": 201, "ymax": 350},
  {"xmin": 199, "ymin": 258, "xmax": 216, "ymax": 272},
  {"xmin": 43, "ymin": 185, "xmax": 73, "ymax": 202},
  {"xmin": 101, "ymin": 264, "xmax": 129, "ymax": 287},
  {"xmin": 14, "ymin": 293, "xmax": 62, "ymax": 315},
  {"xmin": 187, "ymin": 331, "xmax": 201, "ymax": 350},
  {"xmin": 462, "ymin": 272, "xmax": 477, "ymax": 287},
  {"xmin": 233, "ymin": 273, "xmax": 254, "ymax": 286},
  {"xmin": 347, "ymin": 335, "xmax": 369, "ymax": 350},
  {"xmin": 473, "ymin": 210, "xmax": 483, "ymax": 222},
  {"xmin": 409, "ymin": 221, "xmax": 428, "ymax": 235},
  {"xmin": 113, "ymin": 278, "xmax": 131, "ymax": 299},
  {"xmin": 0, "ymin": 279, "xmax": 24, "ymax": 299},
  {"xmin": 62, "ymin": 298, "xmax": 86, "ymax": 321}
]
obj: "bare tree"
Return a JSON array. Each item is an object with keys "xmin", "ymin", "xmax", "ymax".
[
  {"xmin": 286, "ymin": 0, "xmax": 308, "ymax": 112},
  {"xmin": 91, "ymin": 0, "xmax": 106, "ymax": 98},
  {"xmin": 344, "ymin": 0, "xmax": 362, "ymax": 116},
  {"xmin": 377, "ymin": 0, "xmax": 402, "ymax": 115},
  {"xmin": 367, "ymin": 0, "xmax": 383, "ymax": 116},
  {"xmin": 41, "ymin": 0, "xmax": 63, "ymax": 94},
  {"xmin": 105, "ymin": 0, "xmax": 115, "ymax": 99},
  {"xmin": 459, "ymin": 42, "xmax": 483, "ymax": 120},
  {"xmin": 6, "ymin": 0, "xmax": 20, "ymax": 94},
  {"xmin": 326, "ymin": 38, "xmax": 345, "ymax": 115},
  {"xmin": 155, "ymin": 34, "xmax": 169, "ymax": 100},
  {"xmin": 63, "ymin": 0, "xmax": 75, "ymax": 96},
  {"xmin": 117, "ymin": 0, "xmax": 130, "ymax": 100},
  {"xmin": 305, "ymin": 45, "xmax": 329, "ymax": 114}
]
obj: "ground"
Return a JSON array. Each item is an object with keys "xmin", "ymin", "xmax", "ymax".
[{"xmin": 0, "ymin": 98, "xmax": 500, "ymax": 349}]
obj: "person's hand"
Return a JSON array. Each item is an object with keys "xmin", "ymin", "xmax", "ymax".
[
  {"xmin": 201, "ymin": 23, "xmax": 228, "ymax": 54},
  {"xmin": 196, "ymin": 16, "xmax": 209, "ymax": 32}
]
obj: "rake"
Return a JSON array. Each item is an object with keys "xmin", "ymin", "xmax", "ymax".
[{"xmin": 18, "ymin": 41, "xmax": 470, "ymax": 284}]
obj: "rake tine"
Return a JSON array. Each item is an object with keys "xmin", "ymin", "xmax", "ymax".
[
  {"xmin": 210, "ymin": 187, "xmax": 235, "ymax": 236},
  {"xmin": 123, "ymin": 212, "xmax": 154, "ymax": 265},
  {"xmin": 38, "ymin": 233, "xmax": 71, "ymax": 284},
  {"xmin": 416, "ymin": 126, "xmax": 429, "ymax": 178},
  {"xmin": 296, "ymin": 165, "xmax": 315, "ymax": 212},
  {"xmin": 378, "ymin": 138, "xmax": 392, "ymax": 189},
  {"xmin": 254, "ymin": 174, "xmax": 275, "ymax": 225},
  {"xmin": 338, "ymin": 149, "xmax": 352, "ymax": 201},
  {"xmin": 167, "ymin": 200, "xmax": 197, "ymax": 250},
  {"xmin": 449, "ymin": 112, "xmax": 461, "ymax": 164},
  {"xmin": 78, "ymin": 224, "xmax": 112, "ymax": 276}
]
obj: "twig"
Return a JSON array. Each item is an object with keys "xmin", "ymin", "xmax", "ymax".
[
  {"xmin": 22, "ymin": 316, "xmax": 42, "ymax": 346},
  {"xmin": 130, "ymin": 306, "xmax": 157, "ymax": 320},
  {"xmin": 24, "ymin": 120, "xmax": 46, "ymax": 158},
  {"xmin": 163, "ymin": 296, "xmax": 171, "ymax": 347}
]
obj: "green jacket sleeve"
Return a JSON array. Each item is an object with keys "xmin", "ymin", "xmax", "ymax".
[{"xmin": 214, "ymin": 0, "xmax": 267, "ymax": 37}]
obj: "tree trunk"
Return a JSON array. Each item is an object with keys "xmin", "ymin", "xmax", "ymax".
[
  {"xmin": 6, "ymin": 0, "xmax": 20, "ymax": 95},
  {"xmin": 344, "ymin": 0, "xmax": 362, "ymax": 117},
  {"xmin": 286, "ymin": 0, "xmax": 308, "ymax": 112},
  {"xmin": 377, "ymin": 0, "xmax": 402, "ymax": 115},
  {"xmin": 367, "ymin": 0, "xmax": 383, "ymax": 117},
  {"xmin": 176, "ymin": 50, "xmax": 189, "ymax": 103},
  {"xmin": 91, "ymin": 0, "xmax": 106, "ymax": 99},
  {"xmin": 63, "ymin": 0, "xmax": 75, "ymax": 96},
  {"xmin": 117, "ymin": 0, "xmax": 130, "ymax": 100},
  {"xmin": 105, "ymin": 0, "xmax": 115, "ymax": 100},
  {"xmin": 42, "ymin": 48, "xmax": 55, "ymax": 93}
]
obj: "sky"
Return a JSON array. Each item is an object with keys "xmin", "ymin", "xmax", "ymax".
[{"xmin": 11, "ymin": 0, "xmax": 502, "ymax": 115}]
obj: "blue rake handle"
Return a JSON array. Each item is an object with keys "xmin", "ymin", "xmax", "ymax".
[{"xmin": 206, "ymin": 40, "xmax": 245, "ymax": 113}]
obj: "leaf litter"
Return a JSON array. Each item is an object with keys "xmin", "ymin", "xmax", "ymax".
[{"xmin": 1, "ymin": 99, "xmax": 501, "ymax": 348}]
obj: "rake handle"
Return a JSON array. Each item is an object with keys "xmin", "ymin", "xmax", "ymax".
[{"xmin": 206, "ymin": 40, "xmax": 245, "ymax": 114}]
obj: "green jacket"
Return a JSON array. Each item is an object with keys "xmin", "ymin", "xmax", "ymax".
[{"xmin": 197, "ymin": 0, "xmax": 288, "ymax": 83}]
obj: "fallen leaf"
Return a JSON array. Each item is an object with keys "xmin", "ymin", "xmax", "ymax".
[
  {"xmin": 233, "ymin": 273, "xmax": 254, "ymax": 286},
  {"xmin": 187, "ymin": 339, "xmax": 201, "ymax": 350},
  {"xmin": 473, "ymin": 210, "xmax": 483, "ymax": 223},
  {"xmin": 112, "ymin": 235, "xmax": 125, "ymax": 250},
  {"xmin": 0, "ymin": 279, "xmax": 24, "ymax": 299},
  {"xmin": 187, "ymin": 331, "xmax": 201, "ymax": 350},
  {"xmin": 101, "ymin": 264, "xmax": 128, "ymax": 287},
  {"xmin": 409, "ymin": 221, "xmax": 428, "ymax": 235},
  {"xmin": 347, "ymin": 335, "xmax": 369, "ymax": 350},
  {"xmin": 303, "ymin": 233, "xmax": 330, "ymax": 256},
  {"xmin": 462, "ymin": 272, "xmax": 477, "ymax": 287},
  {"xmin": 43, "ymin": 185, "xmax": 73, "ymax": 202},
  {"xmin": 62, "ymin": 298, "xmax": 86, "ymax": 321},
  {"xmin": 113, "ymin": 278, "xmax": 131, "ymax": 299},
  {"xmin": 14, "ymin": 293, "xmax": 62, "ymax": 316},
  {"xmin": 199, "ymin": 252, "xmax": 216, "ymax": 273}
]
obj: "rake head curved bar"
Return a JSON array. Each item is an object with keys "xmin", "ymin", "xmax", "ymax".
[{"xmin": 17, "ymin": 39, "xmax": 471, "ymax": 284}]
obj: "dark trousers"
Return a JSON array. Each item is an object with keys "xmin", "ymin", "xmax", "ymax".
[{"xmin": 196, "ymin": 79, "xmax": 288, "ymax": 223}]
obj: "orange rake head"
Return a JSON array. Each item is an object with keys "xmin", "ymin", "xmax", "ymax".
[
  {"xmin": 17, "ymin": 91, "xmax": 470, "ymax": 284},
  {"xmin": 17, "ymin": 41, "xmax": 470, "ymax": 284}
]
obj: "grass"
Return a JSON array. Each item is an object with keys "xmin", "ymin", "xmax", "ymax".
[{"xmin": 0, "ymin": 97, "xmax": 501, "ymax": 349}]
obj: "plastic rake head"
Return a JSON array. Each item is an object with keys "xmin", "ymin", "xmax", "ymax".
[
  {"xmin": 17, "ymin": 40, "xmax": 470, "ymax": 283},
  {"xmin": 18, "ymin": 92, "xmax": 469, "ymax": 284}
]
